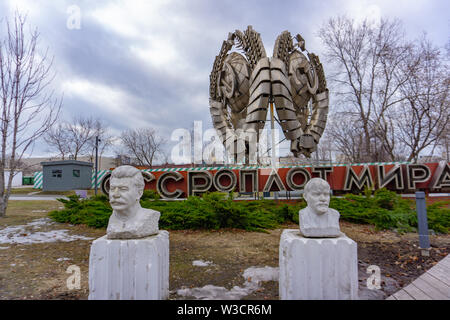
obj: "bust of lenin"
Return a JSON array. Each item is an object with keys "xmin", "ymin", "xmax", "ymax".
[{"xmin": 299, "ymin": 178, "xmax": 341, "ymax": 238}]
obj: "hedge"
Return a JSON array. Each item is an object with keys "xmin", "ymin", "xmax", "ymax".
[{"xmin": 48, "ymin": 189, "xmax": 449, "ymax": 233}]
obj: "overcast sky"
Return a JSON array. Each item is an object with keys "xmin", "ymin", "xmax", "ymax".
[{"xmin": 1, "ymin": 0, "xmax": 449, "ymax": 159}]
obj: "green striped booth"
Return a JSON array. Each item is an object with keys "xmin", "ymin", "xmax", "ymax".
[{"xmin": 33, "ymin": 169, "xmax": 112, "ymax": 189}]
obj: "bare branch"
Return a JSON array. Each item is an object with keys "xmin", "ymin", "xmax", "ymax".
[
  {"xmin": 0, "ymin": 11, "xmax": 61, "ymax": 217},
  {"xmin": 120, "ymin": 128, "xmax": 167, "ymax": 167},
  {"xmin": 317, "ymin": 16, "xmax": 447, "ymax": 162}
]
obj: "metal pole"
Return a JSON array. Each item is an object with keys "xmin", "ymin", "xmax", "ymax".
[
  {"xmin": 270, "ymin": 101, "xmax": 278, "ymax": 200},
  {"xmin": 270, "ymin": 101, "xmax": 276, "ymax": 169},
  {"xmin": 415, "ymin": 191, "xmax": 430, "ymax": 256},
  {"xmin": 95, "ymin": 136, "xmax": 99, "ymax": 196}
]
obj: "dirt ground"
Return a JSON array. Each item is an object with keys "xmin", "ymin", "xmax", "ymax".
[{"xmin": 0, "ymin": 200, "xmax": 448, "ymax": 300}]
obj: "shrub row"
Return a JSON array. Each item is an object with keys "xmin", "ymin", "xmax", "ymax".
[{"xmin": 48, "ymin": 189, "xmax": 449, "ymax": 234}]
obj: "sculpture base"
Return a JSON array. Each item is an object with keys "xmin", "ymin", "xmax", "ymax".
[
  {"xmin": 88, "ymin": 231, "xmax": 169, "ymax": 300},
  {"xmin": 279, "ymin": 229, "xmax": 358, "ymax": 300}
]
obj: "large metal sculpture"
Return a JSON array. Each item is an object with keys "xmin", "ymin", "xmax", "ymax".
[{"xmin": 209, "ymin": 26, "xmax": 328, "ymax": 161}]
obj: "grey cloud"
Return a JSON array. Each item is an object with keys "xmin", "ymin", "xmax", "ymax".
[{"xmin": 2, "ymin": 0, "xmax": 448, "ymax": 158}]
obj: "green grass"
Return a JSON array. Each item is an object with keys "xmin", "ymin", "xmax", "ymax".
[
  {"xmin": 8, "ymin": 187, "xmax": 92, "ymax": 196},
  {"xmin": 9, "ymin": 187, "xmax": 38, "ymax": 194},
  {"xmin": 1, "ymin": 200, "xmax": 63, "ymax": 226},
  {"xmin": 48, "ymin": 189, "xmax": 450, "ymax": 234}
]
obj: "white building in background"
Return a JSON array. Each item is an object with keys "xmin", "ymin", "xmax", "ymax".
[{"xmin": 4, "ymin": 170, "xmax": 23, "ymax": 187}]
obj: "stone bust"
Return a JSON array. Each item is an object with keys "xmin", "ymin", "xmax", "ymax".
[
  {"xmin": 299, "ymin": 178, "xmax": 341, "ymax": 238},
  {"xmin": 107, "ymin": 165, "xmax": 160, "ymax": 239}
]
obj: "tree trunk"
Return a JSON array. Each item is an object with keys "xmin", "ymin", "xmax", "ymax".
[{"xmin": 0, "ymin": 196, "xmax": 7, "ymax": 217}]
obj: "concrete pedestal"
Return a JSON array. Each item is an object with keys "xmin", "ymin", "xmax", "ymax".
[
  {"xmin": 279, "ymin": 229, "xmax": 358, "ymax": 300},
  {"xmin": 88, "ymin": 231, "xmax": 169, "ymax": 300}
]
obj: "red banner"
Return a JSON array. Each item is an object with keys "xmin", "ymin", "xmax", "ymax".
[{"xmin": 101, "ymin": 162, "xmax": 450, "ymax": 198}]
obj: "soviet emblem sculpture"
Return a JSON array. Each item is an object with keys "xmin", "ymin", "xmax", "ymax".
[{"xmin": 209, "ymin": 26, "xmax": 329, "ymax": 160}]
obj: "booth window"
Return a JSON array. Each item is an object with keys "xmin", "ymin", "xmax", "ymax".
[
  {"xmin": 73, "ymin": 169, "xmax": 80, "ymax": 177},
  {"xmin": 52, "ymin": 170, "xmax": 62, "ymax": 178}
]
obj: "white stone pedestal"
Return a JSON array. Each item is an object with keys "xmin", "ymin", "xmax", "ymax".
[
  {"xmin": 88, "ymin": 231, "xmax": 169, "ymax": 300},
  {"xmin": 279, "ymin": 229, "xmax": 358, "ymax": 300}
]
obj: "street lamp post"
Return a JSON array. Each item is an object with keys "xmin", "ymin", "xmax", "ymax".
[{"xmin": 94, "ymin": 136, "xmax": 100, "ymax": 196}]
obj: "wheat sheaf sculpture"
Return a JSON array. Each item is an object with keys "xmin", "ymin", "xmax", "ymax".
[{"xmin": 209, "ymin": 26, "xmax": 329, "ymax": 161}]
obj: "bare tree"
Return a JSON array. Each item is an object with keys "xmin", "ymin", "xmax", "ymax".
[
  {"xmin": 120, "ymin": 128, "xmax": 167, "ymax": 167},
  {"xmin": 43, "ymin": 122, "xmax": 70, "ymax": 159},
  {"xmin": 435, "ymin": 124, "xmax": 450, "ymax": 161},
  {"xmin": 318, "ymin": 16, "xmax": 417, "ymax": 162},
  {"xmin": 326, "ymin": 113, "xmax": 366, "ymax": 163},
  {"xmin": 396, "ymin": 36, "xmax": 449, "ymax": 161},
  {"xmin": 315, "ymin": 130, "xmax": 334, "ymax": 163},
  {"xmin": 44, "ymin": 116, "xmax": 104, "ymax": 160},
  {"xmin": 65, "ymin": 116, "xmax": 97, "ymax": 160},
  {"xmin": 434, "ymin": 41, "xmax": 450, "ymax": 161},
  {"xmin": 85, "ymin": 119, "xmax": 114, "ymax": 167},
  {"xmin": 0, "ymin": 12, "xmax": 61, "ymax": 217}
]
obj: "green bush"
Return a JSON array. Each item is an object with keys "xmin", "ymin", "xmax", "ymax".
[
  {"xmin": 48, "ymin": 189, "xmax": 449, "ymax": 234},
  {"xmin": 50, "ymin": 192, "xmax": 302, "ymax": 232},
  {"xmin": 373, "ymin": 188, "xmax": 398, "ymax": 210},
  {"xmin": 145, "ymin": 193, "xmax": 302, "ymax": 232},
  {"xmin": 329, "ymin": 189, "xmax": 419, "ymax": 232},
  {"xmin": 426, "ymin": 201, "xmax": 450, "ymax": 234},
  {"xmin": 49, "ymin": 195, "xmax": 112, "ymax": 228},
  {"xmin": 141, "ymin": 189, "xmax": 160, "ymax": 201}
]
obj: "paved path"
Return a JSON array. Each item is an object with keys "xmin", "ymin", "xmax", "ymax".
[
  {"xmin": 387, "ymin": 254, "xmax": 450, "ymax": 300},
  {"xmin": 9, "ymin": 195, "xmax": 68, "ymax": 201}
]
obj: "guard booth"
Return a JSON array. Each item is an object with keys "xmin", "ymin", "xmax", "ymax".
[{"xmin": 41, "ymin": 160, "xmax": 93, "ymax": 191}]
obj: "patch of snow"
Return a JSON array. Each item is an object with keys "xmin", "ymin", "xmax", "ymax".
[
  {"xmin": 31, "ymin": 210, "xmax": 48, "ymax": 213},
  {"xmin": 56, "ymin": 257, "xmax": 71, "ymax": 261},
  {"xmin": 243, "ymin": 266, "xmax": 279, "ymax": 284},
  {"xmin": 26, "ymin": 218, "xmax": 54, "ymax": 227},
  {"xmin": 192, "ymin": 260, "xmax": 214, "ymax": 267},
  {"xmin": 0, "ymin": 246, "xmax": 10, "ymax": 250},
  {"xmin": 10, "ymin": 264, "xmax": 16, "ymax": 267},
  {"xmin": 176, "ymin": 266, "xmax": 279, "ymax": 300},
  {"xmin": 177, "ymin": 285, "xmax": 250, "ymax": 300},
  {"xmin": 0, "ymin": 218, "xmax": 93, "ymax": 245}
]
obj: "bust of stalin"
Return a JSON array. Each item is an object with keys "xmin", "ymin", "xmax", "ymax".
[{"xmin": 107, "ymin": 165, "xmax": 160, "ymax": 239}]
